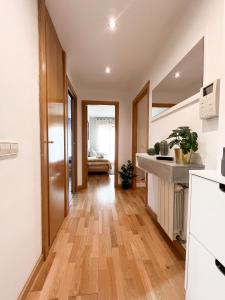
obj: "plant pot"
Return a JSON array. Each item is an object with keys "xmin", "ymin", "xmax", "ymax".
[
  {"xmin": 121, "ymin": 180, "xmax": 131, "ymax": 190},
  {"xmin": 174, "ymin": 149, "xmax": 192, "ymax": 164},
  {"xmin": 183, "ymin": 151, "xmax": 192, "ymax": 164},
  {"xmin": 174, "ymin": 149, "xmax": 183, "ymax": 164}
]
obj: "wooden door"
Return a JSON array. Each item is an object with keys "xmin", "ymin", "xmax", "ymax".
[
  {"xmin": 82, "ymin": 104, "xmax": 88, "ymax": 188},
  {"xmin": 46, "ymin": 14, "xmax": 66, "ymax": 245},
  {"xmin": 68, "ymin": 89, "xmax": 77, "ymax": 194},
  {"xmin": 71, "ymin": 97, "xmax": 77, "ymax": 193}
]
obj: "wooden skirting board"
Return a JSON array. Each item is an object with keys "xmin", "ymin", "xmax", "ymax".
[
  {"xmin": 77, "ymin": 185, "xmax": 85, "ymax": 191},
  {"xmin": 18, "ymin": 255, "xmax": 44, "ymax": 300},
  {"xmin": 146, "ymin": 205, "xmax": 186, "ymax": 260}
]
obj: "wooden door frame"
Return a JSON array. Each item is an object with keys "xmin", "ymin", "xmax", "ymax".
[
  {"xmin": 82, "ymin": 100, "xmax": 119, "ymax": 189},
  {"xmin": 132, "ymin": 81, "xmax": 150, "ymax": 203},
  {"xmin": 38, "ymin": 0, "xmax": 67, "ymax": 258},
  {"xmin": 66, "ymin": 77, "xmax": 78, "ymax": 195}
]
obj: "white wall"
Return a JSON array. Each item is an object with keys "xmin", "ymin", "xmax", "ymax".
[
  {"xmin": 0, "ymin": 1, "xmax": 42, "ymax": 299},
  {"xmin": 74, "ymin": 88, "xmax": 132, "ymax": 186},
  {"xmin": 151, "ymin": 95, "xmax": 217, "ymax": 168},
  {"xmin": 133, "ymin": 0, "xmax": 224, "ymax": 170},
  {"xmin": 152, "ymin": 0, "xmax": 224, "ymax": 169},
  {"xmin": 129, "ymin": 0, "xmax": 225, "ymax": 215}
]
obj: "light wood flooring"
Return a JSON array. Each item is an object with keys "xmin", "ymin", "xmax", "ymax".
[{"xmin": 26, "ymin": 174, "xmax": 185, "ymax": 300}]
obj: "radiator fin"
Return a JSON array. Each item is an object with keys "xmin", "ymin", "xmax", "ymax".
[{"xmin": 173, "ymin": 185, "xmax": 184, "ymax": 235}]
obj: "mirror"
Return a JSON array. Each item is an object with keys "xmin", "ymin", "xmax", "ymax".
[{"xmin": 152, "ymin": 38, "xmax": 204, "ymax": 118}]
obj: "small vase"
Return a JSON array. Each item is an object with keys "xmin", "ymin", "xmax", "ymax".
[
  {"xmin": 174, "ymin": 149, "xmax": 183, "ymax": 164},
  {"xmin": 221, "ymin": 147, "xmax": 225, "ymax": 176},
  {"xmin": 147, "ymin": 148, "xmax": 156, "ymax": 156},
  {"xmin": 174, "ymin": 149, "xmax": 192, "ymax": 164},
  {"xmin": 183, "ymin": 151, "xmax": 192, "ymax": 164},
  {"xmin": 160, "ymin": 140, "xmax": 169, "ymax": 156}
]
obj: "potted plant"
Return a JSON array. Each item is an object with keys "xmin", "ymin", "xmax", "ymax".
[
  {"xmin": 119, "ymin": 160, "xmax": 136, "ymax": 189},
  {"xmin": 167, "ymin": 126, "xmax": 198, "ymax": 164}
]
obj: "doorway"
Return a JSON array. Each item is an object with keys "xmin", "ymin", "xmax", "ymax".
[
  {"xmin": 67, "ymin": 79, "xmax": 78, "ymax": 207},
  {"xmin": 132, "ymin": 81, "xmax": 150, "ymax": 204},
  {"xmin": 82, "ymin": 101, "xmax": 119, "ymax": 188}
]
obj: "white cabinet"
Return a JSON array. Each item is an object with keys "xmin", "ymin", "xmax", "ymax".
[
  {"xmin": 187, "ymin": 235, "xmax": 225, "ymax": 300},
  {"xmin": 185, "ymin": 171, "xmax": 225, "ymax": 300},
  {"xmin": 190, "ymin": 175, "xmax": 225, "ymax": 266}
]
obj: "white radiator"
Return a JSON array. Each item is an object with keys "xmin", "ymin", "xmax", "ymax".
[{"xmin": 157, "ymin": 178, "xmax": 184, "ymax": 240}]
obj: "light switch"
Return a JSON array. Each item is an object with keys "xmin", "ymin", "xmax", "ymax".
[
  {"xmin": 0, "ymin": 142, "xmax": 18, "ymax": 157},
  {"xmin": 10, "ymin": 143, "xmax": 19, "ymax": 155}
]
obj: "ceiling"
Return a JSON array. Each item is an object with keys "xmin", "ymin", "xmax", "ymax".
[
  {"xmin": 46, "ymin": 0, "xmax": 188, "ymax": 92},
  {"xmin": 88, "ymin": 105, "xmax": 115, "ymax": 118},
  {"xmin": 153, "ymin": 38, "xmax": 204, "ymax": 104}
]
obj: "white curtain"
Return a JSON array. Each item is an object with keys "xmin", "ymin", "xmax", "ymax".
[{"xmin": 89, "ymin": 117, "xmax": 115, "ymax": 162}]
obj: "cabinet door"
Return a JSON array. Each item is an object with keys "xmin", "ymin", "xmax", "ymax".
[
  {"xmin": 46, "ymin": 14, "xmax": 66, "ymax": 246},
  {"xmin": 187, "ymin": 235, "xmax": 225, "ymax": 300},
  {"xmin": 190, "ymin": 175, "xmax": 225, "ymax": 266}
]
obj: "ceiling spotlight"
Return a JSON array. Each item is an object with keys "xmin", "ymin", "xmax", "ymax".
[
  {"xmin": 175, "ymin": 72, "xmax": 180, "ymax": 78},
  {"xmin": 108, "ymin": 18, "xmax": 117, "ymax": 30},
  {"xmin": 105, "ymin": 67, "xmax": 111, "ymax": 74}
]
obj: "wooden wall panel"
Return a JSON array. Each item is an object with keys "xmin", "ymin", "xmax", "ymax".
[
  {"xmin": 39, "ymin": 0, "xmax": 67, "ymax": 256},
  {"xmin": 46, "ymin": 14, "xmax": 64, "ymax": 102},
  {"xmin": 132, "ymin": 81, "xmax": 150, "ymax": 195},
  {"xmin": 45, "ymin": 13, "xmax": 66, "ymax": 246}
]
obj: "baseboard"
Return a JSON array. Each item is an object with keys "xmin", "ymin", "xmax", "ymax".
[
  {"xmin": 18, "ymin": 254, "xmax": 44, "ymax": 300},
  {"xmin": 77, "ymin": 185, "xmax": 85, "ymax": 191},
  {"xmin": 146, "ymin": 204, "xmax": 157, "ymax": 221},
  {"xmin": 146, "ymin": 205, "xmax": 186, "ymax": 260},
  {"xmin": 173, "ymin": 240, "xmax": 186, "ymax": 259}
]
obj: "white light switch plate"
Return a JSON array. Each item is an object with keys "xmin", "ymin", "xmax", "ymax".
[{"xmin": 0, "ymin": 142, "xmax": 19, "ymax": 157}]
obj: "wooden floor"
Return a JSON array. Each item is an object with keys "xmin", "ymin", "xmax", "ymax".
[{"xmin": 26, "ymin": 174, "xmax": 185, "ymax": 300}]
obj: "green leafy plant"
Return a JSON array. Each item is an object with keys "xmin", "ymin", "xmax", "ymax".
[
  {"xmin": 119, "ymin": 160, "xmax": 135, "ymax": 181},
  {"xmin": 167, "ymin": 126, "xmax": 198, "ymax": 155}
]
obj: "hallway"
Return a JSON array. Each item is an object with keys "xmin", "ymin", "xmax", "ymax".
[{"xmin": 26, "ymin": 175, "xmax": 184, "ymax": 300}]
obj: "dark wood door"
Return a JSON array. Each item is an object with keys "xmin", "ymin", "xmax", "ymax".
[{"xmin": 46, "ymin": 14, "xmax": 65, "ymax": 245}]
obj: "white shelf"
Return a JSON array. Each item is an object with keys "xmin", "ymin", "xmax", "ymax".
[{"xmin": 136, "ymin": 153, "xmax": 204, "ymax": 184}]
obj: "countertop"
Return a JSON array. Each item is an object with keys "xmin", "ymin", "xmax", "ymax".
[{"xmin": 136, "ymin": 153, "xmax": 205, "ymax": 184}]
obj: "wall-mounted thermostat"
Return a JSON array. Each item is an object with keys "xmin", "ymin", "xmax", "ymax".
[
  {"xmin": 0, "ymin": 142, "xmax": 19, "ymax": 158},
  {"xmin": 199, "ymin": 79, "xmax": 220, "ymax": 119}
]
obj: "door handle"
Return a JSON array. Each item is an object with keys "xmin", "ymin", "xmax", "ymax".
[
  {"xmin": 48, "ymin": 141, "xmax": 54, "ymax": 144},
  {"xmin": 215, "ymin": 259, "xmax": 225, "ymax": 276},
  {"xmin": 219, "ymin": 183, "xmax": 225, "ymax": 192}
]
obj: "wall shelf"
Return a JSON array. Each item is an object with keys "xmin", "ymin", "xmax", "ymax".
[{"xmin": 136, "ymin": 153, "xmax": 204, "ymax": 184}]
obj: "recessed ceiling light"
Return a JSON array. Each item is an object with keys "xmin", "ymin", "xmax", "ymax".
[
  {"xmin": 175, "ymin": 72, "xmax": 180, "ymax": 78},
  {"xmin": 108, "ymin": 18, "xmax": 117, "ymax": 30},
  {"xmin": 105, "ymin": 67, "xmax": 111, "ymax": 74}
]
